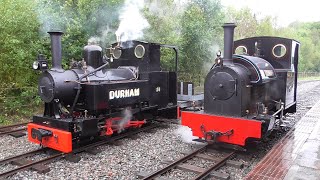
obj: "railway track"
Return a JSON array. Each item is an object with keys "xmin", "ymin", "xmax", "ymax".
[
  {"xmin": 0, "ymin": 122, "xmax": 28, "ymax": 137},
  {"xmin": 0, "ymin": 123, "xmax": 158, "ymax": 179},
  {"xmin": 140, "ymin": 145, "xmax": 237, "ymax": 180}
]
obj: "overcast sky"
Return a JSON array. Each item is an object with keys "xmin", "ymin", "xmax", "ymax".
[{"xmin": 221, "ymin": 0, "xmax": 320, "ymax": 26}]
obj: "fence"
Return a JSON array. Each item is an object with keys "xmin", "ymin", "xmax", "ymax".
[
  {"xmin": 177, "ymin": 71, "xmax": 205, "ymax": 87},
  {"xmin": 178, "ymin": 71, "xmax": 320, "ymax": 84},
  {"xmin": 298, "ymin": 72, "xmax": 320, "ymax": 79}
]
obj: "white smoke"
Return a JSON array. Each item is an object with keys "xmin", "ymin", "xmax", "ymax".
[
  {"xmin": 115, "ymin": 0, "xmax": 150, "ymax": 42},
  {"xmin": 175, "ymin": 126, "xmax": 202, "ymax": 144},
  {"xmin": 93, "ymin": 24, "xmax": 118, "ymax": 48},
  {"xmin": 203, "ymin": 44, "xmax": 221, "ymax": 73},
  {"xmin": 35, "ymin": 1, "xmax": 67, "ymax": 35},
  {"xmin": 118, "ymin": 107, "xmax": 133, "ymax": 132},
  {"xmin": 87, "ymin": 36, "xmax": 100, "ymax": 45},
  {"xmin": 146, "ymin": 0, "xmax": 188, "ymax": 18},
  {"xmin": 100, "ymin": 24, "xmax": 112, "ymax": 42},
  {"xmin": 86, "ymin": 27, "xmax": 110, "ymax": 47}
]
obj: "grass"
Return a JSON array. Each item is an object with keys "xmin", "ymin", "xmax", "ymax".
[
  {"xmin": 0, "ymin": 86, "xmax": 42, "ymax": 126},
  {"xmin": 0, "ymin": 105, "xmax": 42, "ymax": 126},
  {"xmin": 0, "ymin": 115, "xmax": 31, "ymax": 126},
  {"xmin": 298, "ymin": 76, "xmax": 320, "ymax": 81}
]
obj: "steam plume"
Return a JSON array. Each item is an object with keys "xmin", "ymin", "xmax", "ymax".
[
  {"xmin": 88, "ymin": 37, "xmax": 100, "ymax": 45},
  {"xmin": 115, "ymin": 0, "xmax": 150, "ymax": 42},
  {"xmin": 175, "ymin": 126, "xmax": 202, "ymax": 144},
  {"xmin": 118, "ymin": 107, "xmax": 133, "ymax": 132}
]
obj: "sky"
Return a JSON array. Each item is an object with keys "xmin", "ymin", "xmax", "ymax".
[{"xmin": 221, "ymin": 0, "xmax": 320, "ymax": 26}]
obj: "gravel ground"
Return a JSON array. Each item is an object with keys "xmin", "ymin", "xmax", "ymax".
[
  {"xmin": 185, "ymin": 157, "xmax": 213, "ymax": 169},
  {"xmin": 0, "ymin": 80, "xmax": 319, "ymax": 180},
  {"xmin": 163, "ymin": 169, "xmax": 197, "ymax": 179},
  {"xmin": 0, "ymin": 136, "xmax": 39, "ymax": 160},
  {"xmin": 5, "ymin": 125, "xmax": 204, "ymax": 180}
]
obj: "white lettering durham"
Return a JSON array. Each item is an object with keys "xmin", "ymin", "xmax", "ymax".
[
  {"xmin": 134, "ymin": 88, "xmax": 139, "ymax": 96},
  {"xmin": 109, "ymin": 91, "xmax": 114, "ymax": 100},
  {"xmin": 109, "ymin": 88, "xmax": 140, "ymax": 100},
  {"xmin": 125, "ymin": 89, "xmax": 130, "ymax": 97}
]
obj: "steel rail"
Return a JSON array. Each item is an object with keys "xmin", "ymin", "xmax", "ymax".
[
  {"xmin": 193, "ymin": 151, "xmax": 236, "ymax": 180},
  {"xmin": 0, "ymin": 153, "xmax": 64, "ymax": 178},
  {"xmin": 0, "ymin": 123, "xmax": 158, "ymax": 179},
  {"xmin": 0, "ymin": 148, "xmax": 48, "ymax": 165},
  {"xmin": 0, "ymin": 128, "xmax": 26, "ymax": 136},
  {"xmin": 142, "ymin": 145, "xmax": 209, "ymax": 180},
  {"xmin": 0, "ymin": 123, "xmax": 28, "ymax": 131},
  {"xmin": 73, "ymin": 123, "xmax": 158, "ymax": 153}
]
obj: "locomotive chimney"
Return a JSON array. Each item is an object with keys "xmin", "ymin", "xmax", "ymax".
[
  {"xmin": 48, "ymin": 31, "xmax": 64, "ymax": 71},
  {"xmin": 222, "ymin": 23, "xmax": 236, "ymax": 65}
]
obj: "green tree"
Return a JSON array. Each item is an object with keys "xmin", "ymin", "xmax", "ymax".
[
  {"xmin": 36, "ymin": 0, "xmax": 124, "ymax": 64},
  {"xmin": 0, "ymin": 0, "xmax": 43, "ymax": 122},
  {"xmin": 0, "ymin": 0, "xmax": 40, "ymax": 87},
  {"xmin": 256, "ymin": 16, "xmax": 276, "ymax": 36},
  {"xmin": 179, "ymin": 0, "xmax": 224, "ymax": 83},
  {"xmin": 226, "ymin": 7, "xmax": 258, "ymax": 39},
  {"xmin": 144, "ymin": 0, "xmax": 183, "ymax": 71},
  {"xmin": 279, "ymin": 22, "xmax": 320, "ymax": 72}
]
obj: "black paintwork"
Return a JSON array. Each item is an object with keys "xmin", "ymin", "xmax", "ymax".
[
  {"xmin": 222, "ymin": 23, "xmax": 236, "ymax": 64},
  {"xmin": 83, "ymin": 45, "xmax": 103, "ymax": 68},
  {"xmin": 204, "ymin": 64, "xmax": 251, "ymax": 116},
  {"xmin": 205, "ymin": 36, "xmax": 299, "ymax": 118},
  {"xmin": 48, "ymin": 31, "xmax": 63, "ymax": 71},
  {"xmin": 109, "ymin": 41, "xmax": 161, "ymax": 73},
  {"xmin": 204, "ymin": 23, "xmax": 299, "ymax": 137},
  {"xmin": 234, "ymin": 36, "xmax": 300, "ymax": 111},
  {"xmin": 31, "ymin": 33, "xmax": 178, "ymax": 142},
  {"xmin": 234, "ymin": 37, "xmax": 298, "ymax": 69}
]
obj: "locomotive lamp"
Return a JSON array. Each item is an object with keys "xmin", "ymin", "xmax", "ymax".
[
  {"xmin": 32, "ymin": 61, "xmax": 39, "ymax": 70},
  {"xmin": 106, "ymin": 46, "xmax": 122, "ymax": 62},
  {"xmin": 32, "ymin": 54, "xmax": 48, "ymax": 71}
]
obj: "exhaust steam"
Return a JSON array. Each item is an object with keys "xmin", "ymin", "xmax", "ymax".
[
  {"xmin": 115, "ymin": 0, "xmax": 150, "ymax": 44},
  {"xmin": 118, "ymin": 107, "xmax": 133, "ymax": 133},
  {"xmin": 175, "ymin": 126, "xmax": 202, "ymax": 144}
]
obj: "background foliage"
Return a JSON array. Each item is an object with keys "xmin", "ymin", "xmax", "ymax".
[{"xmin": 0, "ymin": 0, "xmax": 319, "ymax": 123}]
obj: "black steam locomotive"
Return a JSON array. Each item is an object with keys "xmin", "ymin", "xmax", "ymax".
[
  {"xmin": 182, "ymin": 23, "xmax": 299, "ymax": 146},
  {"xmin": 28, "ymin": 32, "xmax": 177, "ymax": 152}
]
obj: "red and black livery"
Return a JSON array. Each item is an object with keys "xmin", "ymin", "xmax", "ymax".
[
  {"xmin": 182, "ymin": 23, "xmax": 299, "ymax": 146},
  {"xmin": 28, "ymin": 32, "xmax": 177, "ymax": 152}
]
